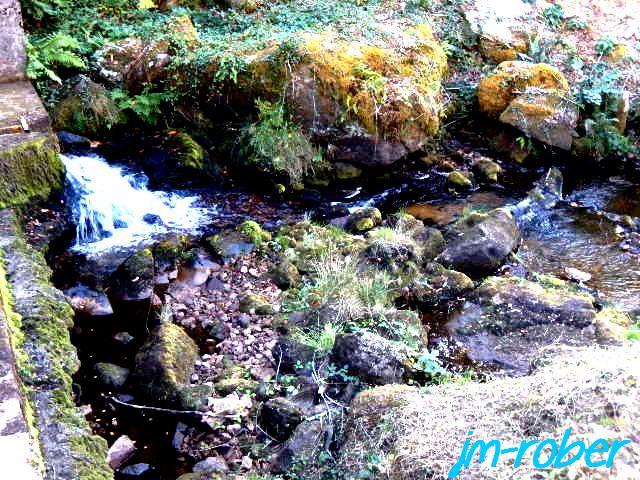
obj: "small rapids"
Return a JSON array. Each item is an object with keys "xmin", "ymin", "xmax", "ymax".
[{"xmin": 62, "ymin": 154, "xmax": 212, "ymax": 254}]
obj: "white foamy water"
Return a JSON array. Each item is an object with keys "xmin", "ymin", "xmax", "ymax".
[{"xmin": 62, "ymin": 154, "xmax": 212, "ymax": 254}]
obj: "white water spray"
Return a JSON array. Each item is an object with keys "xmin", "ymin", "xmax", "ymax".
[{"xmin": 62, "ymin": 154, "xmax": 211, "ymax": 253}]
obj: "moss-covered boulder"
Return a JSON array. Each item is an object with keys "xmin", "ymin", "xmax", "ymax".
[
  {"xmin": 258, "ymin": 397, "xmax": 305, "ymax": 441},
  {"xmin": 344, "ymin": 207, "xmax": 382, "ymax": 233},
  {"xmin": 447, "ymin": 170, "xmax": 473, "ymax": 189},
  {"xmin": 94, "ymin": 362, "xmax": 130, "ymax": 390},
  {"xmin": 331, "ymin": 330, "xmax": 410, "ymax": 385},
  {"xmin": 52, "ymin": 75, "xmax": 121, "ymax": 136},
  {"xmin": 0, "ymin": 132, "xmax": 64, "ymax": 208},
  {"xmin": 133, "ymin": 322, "xmax": 209, "ymax": 409},
  {"xmin": 406, "ymin": 263, "xmax": 474, "ymax": 309},
  {"xmin": 448, "ymin": 274, "xmax": 630, "ymax": 374},
  {"xmin": 292, "ymin": 25, "xmax": 447, "ymax": 166},
  {"xmin": 269, "ymin": 259, "xmax": 300, "ymax": 290},
  {"xmin": 478, "ymin": 61, "xmax": 577, "ymax": 150},
  {"xmin": 478, "ymin": 61, "xmax": 569, "ymax": 118},
  {"xmin": 238, "ymin": 293, "xmax": 275, "ymax": 315}
]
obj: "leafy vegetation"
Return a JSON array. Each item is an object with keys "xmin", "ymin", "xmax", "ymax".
[
  {"xmin": 26, "ymin": 33, "xmax": 85, "ymax": 84},
  {"xmin": 241, "ymin": 100, "xmax": 327, "ymax": 185}
]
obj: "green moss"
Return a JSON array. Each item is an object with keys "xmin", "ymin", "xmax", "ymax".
[
  {"xmin": 0, "ymin": 211, "xmax": 111, "ymax": 479},
  {"xmin": 238, "ymin": 220, "xmax": 271, "ymax": 246},
  {"xmin": 0, "ymin": 134, "xmax": 64, "ymax": 208}
]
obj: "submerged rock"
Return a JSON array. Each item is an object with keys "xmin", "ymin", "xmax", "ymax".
[
  {"xmin": 438, "ymin": 208, "xmax": 520, "ymax": 274},
  {"xmin": 472, "ymin": 157, "xmax": 502, "ymax": 183},
  {"xmin": 64, "ymin": 284, "xmax": 113, "ymax": 317},
  {"xmin": 94, "ymin": 362, "xmax": 130, "ymax": 390},
  {"xmin": 331, "ymin": 330, "xmax": 409, "ymax": 385}
]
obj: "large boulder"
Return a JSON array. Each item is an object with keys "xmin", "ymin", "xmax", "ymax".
[
  {"xmin": 331, "ymin": 331, "xmax": 410, "ymax": 385},
  {"xmin": 406, "ymin": 263, "xmax": 474, "ymax": 309},
  {"xmin": 258, "ymin": 397, "xmax": 305, "ymax": 441},
  {"xmin": 478, "ymin": 61, "xmax": 577, "ymax": 150},
  {"xmin": 52, "ymin": 75, "xmax": 121, "ymax": 136},
  {"xmin": 133, "ymin": 322, "xmax": 209, "ymax": 409},
  {"xmin": 478, "ymin": 61, "xmax": 569, "ymax": 118},
  {"xmin": 500, "ymin": 87, "xmax": 578, "ymax": 150},
  {"xmin": 438, "ymin": 208, "xmax": 520, "ymax": 274},
  {"xmin": 448, "ymin": 275, "xmax": 629, "ymax": 374},
  {"xmin": 289, "ymin": 25, "xmax": 448, "ymax": 167}
]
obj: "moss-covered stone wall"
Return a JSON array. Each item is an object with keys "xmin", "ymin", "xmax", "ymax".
[
  {"xmin": 0, "ymin": 132, "xmax": 64, "ymax": 209},
  {"xmin": 0, "ymin": 209, "xmax": 112, "ymax": 480}
]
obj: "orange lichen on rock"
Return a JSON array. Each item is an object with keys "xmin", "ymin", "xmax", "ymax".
[
  {"xmin": 300, "ymin": 24, "xmax": 447, "ymax": 144},
  {"xmin": 477, "ymin": 61, "xmax": 570, "ymax": 118}
]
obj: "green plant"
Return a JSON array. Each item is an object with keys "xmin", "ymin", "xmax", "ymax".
[
  {"xmin": 541, "ymin": 3, "xmax": 565, "ymax": 28},
  {"xmin": 242, "ymin": 100, "xmax": 328, "ymax": 184},
  {"xmin": 26, "ymin": 33, "xmax": 85, "ymax": 84},
  {"xmin": 413, "ymin": 348, "xmax": 448, "ymax": 378},
  {"xmin": 111, "ymin": 88, "xmax": 171, "ymax": 125},
  {"xmin": 627, "ymin": 323, "xmax": 640, "ymax": 341},
  {"xmin": 22, "ymin": 0, "xmax": 70, "ymax": 23},
  {"xmin": 292, "ymin": 322, "xmax": 344, "ymax": 354},
  {"xmin": 238, "ymin": 220, "xmax": 271, "ymax": 246},
  {"xmin": 595, "ymin": 36, "xmax": 616, "ymax": 56},
  {"xmin": 566, "ymin": 17, "xmax": 588, "ymax": 31}
]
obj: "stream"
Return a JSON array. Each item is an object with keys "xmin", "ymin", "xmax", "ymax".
[{"xmin": 41, "ymin": 147, "xmax": 640, "ymax": 478}]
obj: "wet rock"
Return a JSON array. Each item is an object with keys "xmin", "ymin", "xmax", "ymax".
[
  {"xmin": 472, "ymin": 157, "xmax": 502, "ymax": 183},
  {"xmin": 259, "ymin": 397, "xmax": 305, "ymax": 441},
  {"xmin": 343, "ymin": 207, "xmax": 382, "ymax": 233},
  {"xmin": 269, "ymin": 259, "xmax": 300, "ymax": 290},
  {"xmin": 175, "ymin": 472, "xmax": 222, "ymax": 480},
  {"xmin": 64, "ymin": 284, "xmax": 113, "ymax": 317},
  {"xmin": 205, "ymin": 231, "xmax": 254, "ymax": 260},
  {"xmin": 119, "ymin": 463, "xmax": 154, "ymax": 478},
  {"xmin": 133, "ymin": 323, "xmax": 208, "ymax": 409},
  {"xmin": 193, "ymin": 457, "xmax": 228, "ymax": 474},
  {"xmin": 143, "ymin": 213, "xmax": 162, "ymax": 225},
  {"xmin": 500, "ymin": 88, "xmax": 578, "ymax": 150},
  {"xmin": 438, "ymin": 208, "xmax": 520, "ymax": 274},
  {"xmin": 238, "ymin": 293, "xmax": 275, "ymax": 315},
  {"xmin": 94, "ymin": 362, "xmax": 130, "ymax": 390},
  {"xmin": 331, "ymin": 331, "xmax": 409, "ymax": 385},
  {"xmin": 334, "ymin": 162, "xmax": 362, "ymax": 180},
  {"xmin": 447, "ymin": 170, "xmax": 473, "ymax": 189},
  {"xmin": 107, "ymin": 435, "xmax": 137, "ymax": 470},
  {"xmin": 271, "ymin": 419, "xmax": 328, "ymax": 473},
  {"xmin": 406, "ymin": 263, "xmax": 474, "ymax": 309},
  {"xmin": 109, "ymin": 249, "xmax": 155, "ymax": 302},
  {"xmin": 58, "ymin": 131, "xmax": 91, "ymax": 149},
  {"xmin": 448, "ymin": 275, "xmax": 628, "ymax": 374},
  {"xmin": 114, "ymin": 331, "xmax": 135, "ymax": 345}
]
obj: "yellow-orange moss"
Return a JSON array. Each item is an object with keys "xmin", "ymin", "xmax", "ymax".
[
  {"xmin": 478, "ymin": 61, "xmax": 569, "ymax": 117},
  {"xmin": 301, "ymin": 24, "xmax": 447, "ymax": 141}
]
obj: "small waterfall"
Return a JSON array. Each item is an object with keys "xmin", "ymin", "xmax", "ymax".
[{"xmin": 62, "ymin": 154, "xmax": 211, "ymax": 253}]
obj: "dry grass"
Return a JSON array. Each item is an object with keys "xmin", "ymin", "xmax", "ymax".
[{"xmin": 339, "ymin": 344, "xmax": 640, "ymax": 479}]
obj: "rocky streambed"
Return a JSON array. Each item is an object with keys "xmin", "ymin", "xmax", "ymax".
[{"xmin": 22, "ymin": 141, "xmax": 637, "ymax": 479}]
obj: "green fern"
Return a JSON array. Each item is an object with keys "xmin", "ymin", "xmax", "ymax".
[{"xmin": 26, "ymin": 33, "xmax": 85, "ymax": 84}]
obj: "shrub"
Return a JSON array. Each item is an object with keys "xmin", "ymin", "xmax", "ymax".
[{"xmin": 26, "ymin": 33, "xmax": 85, "ymax": 84}]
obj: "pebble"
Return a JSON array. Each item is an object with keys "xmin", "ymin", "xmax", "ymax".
[{"xmin": 107, "ymin": 435, "xmax": 137, "ymax": 470}]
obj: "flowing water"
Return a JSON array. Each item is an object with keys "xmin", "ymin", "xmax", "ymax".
[{"xmin": 62, "ymin": 154, "xmax": 213, "ymax": 254}]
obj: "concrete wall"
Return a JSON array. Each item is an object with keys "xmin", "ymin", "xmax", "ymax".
[{"xmin": 0, "ymin": 0, "xmax": 27, "ymax": 82}]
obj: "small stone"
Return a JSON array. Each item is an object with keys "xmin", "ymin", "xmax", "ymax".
[
  {"xmin": 193, "ymin": 456, "xmax": 228, "ymax": 474},
  {"xmin": 114, "ymin": 332, "xmax": 135, "ymax": 345},
  {"xmin": 119, "ymin": 463, "xmax": 152, "ymax": 476},
  {"xmin": 107, "ymin": 435, "xmax": 136, "ymax": 470},
  {"xmin": 447, "ymin": 170, "xmax": 473, "ymax": 189},
  {"xmin": 563, "ymin": 267, "xmax": 592, "ymax": 283},
  {"xmin": 241, "ymin": 456, "xmax": 252, "ymax": 470}
]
